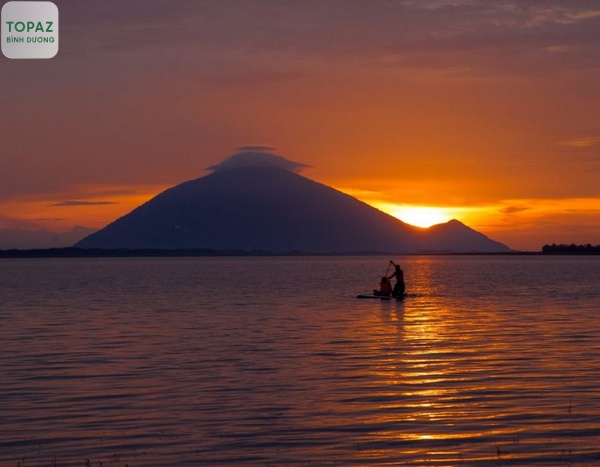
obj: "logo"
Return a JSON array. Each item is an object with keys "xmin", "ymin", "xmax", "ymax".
[{"xmin": 1, "ymin": 1, "xmax": 58, "ymax": 59}]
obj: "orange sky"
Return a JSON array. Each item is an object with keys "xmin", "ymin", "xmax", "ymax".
[{"xmin": 1, "ymin": 1, "xmax": 599, "ymax": 250}]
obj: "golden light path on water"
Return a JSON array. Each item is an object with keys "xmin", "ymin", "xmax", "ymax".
[{"xmin": 331, "ymin": 256, "xmax": 600, "ymax": 464}]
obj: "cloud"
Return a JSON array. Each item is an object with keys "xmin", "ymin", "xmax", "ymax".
[
  {"xmin": 49, "ymin": 200, "xmax": 119, "ymax": 207},
  {"xmin": 19, "ymin": 0, "xmax": 595, "ymax": 82},
  {"xmin": 64, "ymin": 1, "xmax": 600, "ymax": 69},
  {"xmin": 563, "ymin": 136, "xmax": 600, "ymax": 148},
  {"xmin": 501, "ymin": 205, "xmax": 531, "ymax": 215},
  {"xmin": 237, "ymin": 145, "xmax": 276, "ymax": 152},
  {"xmin": 397, "ymin": 0, "xmax": 480, "ymax": 10},
  {"xmin": 207, "ymin": 147, "xmax": 312, "ymax": 173},
  {"xmin": 0, "ymin": 226, "xmax": 96, "ymax": 250},
  {"xmin": 0, "ymin": 215, "xmax": 50, "ymax": 230}
]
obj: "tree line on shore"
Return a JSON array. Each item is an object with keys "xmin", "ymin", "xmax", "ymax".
[{"xmin": 542, "ymin": 243, "xmax": 600, "ymax": 254}]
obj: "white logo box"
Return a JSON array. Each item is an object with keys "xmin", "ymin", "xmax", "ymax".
[{"xmin": 2, "ymin": 1, "xmax": 59, "ymax": 59}]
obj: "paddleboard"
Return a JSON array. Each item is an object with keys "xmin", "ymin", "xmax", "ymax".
[
  {"xmin": 357, "ymin": 294, "xmax": 403, "ymax": 300},
  {"xmin": 356, "ymin": 293, "xmax": 415, "ymax": 300}
]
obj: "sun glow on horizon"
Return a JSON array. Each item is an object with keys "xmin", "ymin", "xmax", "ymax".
[
  {"xmin": 374, "ymin": 203, "xmax": 456, "ymax": 228},
  {"xmin": 334, "ymin": 186, "xmax": 475, "ymax": 229},
  {"xmin": 392, "ymin": 206, "xmax": 452, "ymax": 228}
]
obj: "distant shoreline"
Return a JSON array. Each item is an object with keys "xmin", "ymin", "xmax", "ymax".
[
  {"xmin": 0, "ymin": 247, "xmax": 552, "ymax": 258},
  {"xmin": 2, "ymin": 247, "xmax": 599, "ymax": 258}
]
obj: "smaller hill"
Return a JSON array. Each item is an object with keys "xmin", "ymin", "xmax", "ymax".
[{"xmin": 420, "ymin": 219, "xmax": 510, "ymax": 253}]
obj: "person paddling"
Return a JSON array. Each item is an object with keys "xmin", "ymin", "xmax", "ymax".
[
  {"xmin": 388, "ymin": 261, "xmax": 406, "ymax": 298},
  {"xmin": 373, "ymin": 276, "xmax": 392, "ymax": 296}
]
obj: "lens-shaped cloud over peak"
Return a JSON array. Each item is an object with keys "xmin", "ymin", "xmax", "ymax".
[{"xmin": 207, "ymin": 147, "xmax": 312, "ymax": 173}]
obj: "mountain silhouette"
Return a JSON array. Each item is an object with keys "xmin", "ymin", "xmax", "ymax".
[{"xmin": 75, "ymin": 149, "xmax": 511, "ymax": 253}]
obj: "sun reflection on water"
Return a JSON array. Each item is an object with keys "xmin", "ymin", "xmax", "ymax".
[{"xmin": 353, "ymin": 262, "xmax": 530, "ymax": 463}]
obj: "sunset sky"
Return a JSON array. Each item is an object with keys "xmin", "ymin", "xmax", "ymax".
[{"xmin": 1, "ymin": 0, "xmax": 599, "ymax": 250}]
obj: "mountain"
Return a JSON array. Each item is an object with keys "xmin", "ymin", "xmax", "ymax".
[
  {"xmin": 75, "ymin": 149, "xmax": 511, "ymax": 253},
  {"xmin": 417, "ymin": 219, "xmax": 510, "ymax": 253}
]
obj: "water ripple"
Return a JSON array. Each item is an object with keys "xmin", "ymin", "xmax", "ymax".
[{"xmin": 1, "ymin": 256, "xmax": 600, "ymax": 465}]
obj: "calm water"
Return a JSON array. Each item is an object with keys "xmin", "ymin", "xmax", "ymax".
[{"xmin": 1, "ymin": 256, "xmax": 600, "ymax": 466}]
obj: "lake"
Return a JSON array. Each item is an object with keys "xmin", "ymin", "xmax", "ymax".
[{"xmin": 1, "ymin": 256, "xmax": 600, "ymax": 466}]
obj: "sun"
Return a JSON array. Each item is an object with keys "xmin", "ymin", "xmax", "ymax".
[
  {"xmin": 363, "ymin": 200, "xmax": 465, "ymax": 228},
  {"xmin": 388, "ymin": 206, "xmax": 452, "ymax": 228}
]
